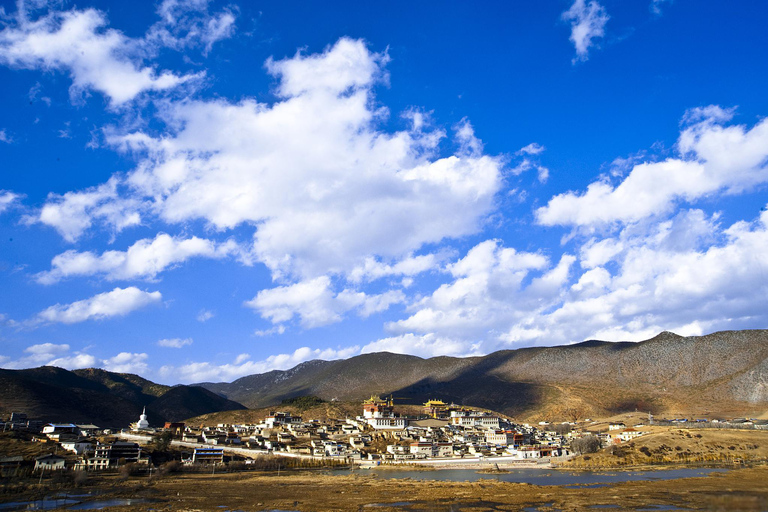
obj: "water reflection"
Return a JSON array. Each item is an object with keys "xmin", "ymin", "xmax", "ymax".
[{"xmin": 341, "ymin": 467, "xmax": 728, "ymax": 486}]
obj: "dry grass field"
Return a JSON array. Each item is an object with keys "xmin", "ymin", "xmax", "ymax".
[
  {"xmin": 565, "ymin": 423, "xmax": 768, "ymax": 469},
  {"xmin": 2, "ymin": 464, "xmax": 766, "ymax": 511}
]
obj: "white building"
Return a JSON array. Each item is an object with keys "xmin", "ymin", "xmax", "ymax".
[
  {"xmin": 450, "ymin": 411, "xmax": 500, "ymax": 430},
  {"xmin": 265, "ymin": 412, "xmax": 302, "ymax": 428},
  {"xmin": 131, "ymin": 407, "xmax": 152, "ymax": 432},
  {"xmin": 366, "ymin": 416, "xmax": 408, "ymax": 430},
  {"xmin": 59, "ymin": 440, "xmax": 93, "ymax": 455}
]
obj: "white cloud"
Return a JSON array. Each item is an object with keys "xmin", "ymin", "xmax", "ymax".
[
  {"xmin": 148, "ymin": 0, "xmax": 236, "ymax": 55},
  {"xmin": 266, "ymin": 37, "xmax": 389, "ymax": 98},
  {"xmin": 22, "ymin": 342, "xmax": 69, "ymax": 365},
  {"xmin": 536, "ymin": 107, "xmax": 768, "ymax": 227},
  {"xmin": 157, "ymin": 337, "xmax": 192, "ymax": 348},
  {"xmin": 253, "ymin": 325, "xmax": 285, "ymax": 337},
  {"xmin": 347, "ymin": 253, "xmax": 441, "ymax": 284},
  {"xmin": 0, "ymin": 190, "xmax": 20, "ymax": 214},
  {"xmin": 36, "ymin": 233, "xmax": 239, "ymax": 284},
  {"xmin": 0, "ymin": 6, "xmax": 201, "ymax": 106},
  {"xmin": 0, "ymin": 342, "xmax": 97, "ymax": 370},
  {"xmin": 512, "ymin": 143, "xmax": 549, "ymax": 183},
  {"xmin": 380, "ymin": 206, "xmax": 768, "ymax": 352},
  {"xmin": 158, "ymin": 345, "xmax": 360, "ymax": 383},
  {"xmin": 524, "ymin": 207, "xmax": 768, "ymax": 344},
  {"xmin": 34, "ymin": 286, "xmax": 162, "ymax": 324},
  {"xmin": 245, "ymin": 276, "xmax": 404, "ymax": 329},
  {"xmin": 196, "ymin": 309, "xmax": 214, "ymax": 322},
  {"xmin": 562, "ymin": 0, "xmax": 609, "ymax": 63},
  {"xmin": 517, "ymin": 142, "xmax": 545, "ymax": 155},
  {"xmin": 107, "ymin": 37, "xmax": 502, "ymax": 280},
  {"xmin": 0, "ymin": 129, "xmax": 11, "ymax": 143},
  {"xmin": 650, "ymin": 0, "xmax": 672, "ymax": 16},
  {"xmin": 101, "ymin": 352, "xmax": 148, "ymax": 374},
  {"xmin": 537, "ymin": 165, "xmax": 550, "ymax": 183},
  {"xmin": 387, "ymin": 239, "xmax": 573, "ymax": 343},
  {"xmin": 30, "ymin": 177, "xmax": 141, "ymax": 243},
  {"xmin": 361, "ymin": 333, "xmax": 474, "ymax": 359},
  {"xmin": 47, "ymin": 353, "xmax": 97, "ymax": 369},
  {"xmin": 0, "ymin": 343, "xmax": 145, "ymax": 373}
]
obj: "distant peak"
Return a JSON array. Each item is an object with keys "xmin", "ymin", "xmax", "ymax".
[{"xmin": 649, "ymin": 330, "xmax": 683, "ymax": 342}]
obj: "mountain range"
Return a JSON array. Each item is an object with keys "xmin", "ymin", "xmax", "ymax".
[
  {"xmin": 1, "ymin": 330, "xmax": 767, "ymax": 425},
  {"xmin": 0, "ymin": 366, "xmax": 245, "ymax": 427},
  {"xmin": 198, "ymin": 330, "xmax": 768, "ymax": 419}
]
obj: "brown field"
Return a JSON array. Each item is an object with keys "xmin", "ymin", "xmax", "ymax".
[
  {"xmin": 563, "ymin": 416, "xmax": 768, "ymax": 469},
  {"xmin": 1, "ymin": 464, "xmax": 766, "ymax": 511}
]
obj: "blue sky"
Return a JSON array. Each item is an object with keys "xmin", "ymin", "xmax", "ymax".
[{"xmin": 1, "ymin": 0, "xmax": 767, "ymax": 384}]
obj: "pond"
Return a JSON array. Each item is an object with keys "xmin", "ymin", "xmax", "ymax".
[
  {"xmin": 0, "ymin": 498, "xmax": 79, "ymax": 511},
  {"xmin": 341, "ymin": 466, "xmax": 728, "ymax": 486},
  {"xmin": 0, "ymin": 497, "xmax": 147, "ymax": 511}
]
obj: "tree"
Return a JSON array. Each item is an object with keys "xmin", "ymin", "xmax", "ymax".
[
  {"xmin": 153, "ymin": 431, "xmax": 173, "ymax": 452},
  {"xmin": 571, "ymin": 435, "xmax": 601, "ymax": 454}
]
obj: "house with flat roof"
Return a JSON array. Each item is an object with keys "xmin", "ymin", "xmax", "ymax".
[{"xmin": 35, "ymin": 454, "xmax": 66, "ymax": 471}]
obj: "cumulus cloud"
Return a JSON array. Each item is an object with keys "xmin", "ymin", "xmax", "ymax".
[
  {"xmin": 245, "ymin": 276, "xmax": 404, "ymax": 329},
  {"xmin": 158, "ymin": 345, "xmax": 360, "ymax": 383},
  {"xmin": 376, "ymin": 205, "xmax": 768, "ymax": 353},
  {"xmin": 0, "ymin": 341, "xmax": 147, "ymax": 373},
  {"xmin": 0, "ymin": 190, "xmax": 20, "ymax": 214},
  {"xmin": 536, "ymin": 107, "xmax": 768, "ymax": 227},
  {"xmin": 361, "ymin": 333, "xmax": 474, "ymax": 359},
  {"xmin": 29, "ymin": 177, "xmax": 141, "ymax": 243},
  {"xmin": 157, "ymin": 337, "xmax": 192, "ymax": 348},
  {"xmin": 0, "ymin": 129, "xmax": 11, "ymax": 143},
  {"xmin": 347, "ymin": 253, "xmax": 441, "ymax": 284},
  {"xmin": 47, "ymin": 353, "xmax": 98, "ymax": 369},
  {"xmin": 102, "ymin": 352, "xmax": 148, "ymax": 373},
  {"xmin": 34, "ymin": 287, "xmax": 162, "ymax": 324},
  {"xmin": 36, "ymin": 233, "xmax": 240, "ymax": 284},
  {"xmin": 0, "ymin": 342, "xmax": 97, "ymax": 370},
  {"xmin": 0, "ymin": 5, "xmax": 201, "ymax": 106},
  {"xmin": 105, "ymin": 37, "xmax": 502, "ymax": 280},
  {"xmin": 562, "ymin": 0, "xmax": 609, "ymax": 63},
  {"xmin": 387, "ymin": 239, "xmax": 574, "ymax": 346},
  {"xmin": 520, "ymin": 207, "xmax": 768, "ymax": 344}
]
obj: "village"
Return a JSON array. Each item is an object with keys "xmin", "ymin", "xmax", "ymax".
[
  {"xmin": 0, "ymin": 396, "xmax": 673, "ymax": 474},
  {"xmin": 7, "ymin": 395, "xmax": 765, "ymax": 474}
]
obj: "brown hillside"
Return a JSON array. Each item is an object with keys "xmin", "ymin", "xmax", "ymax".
[{"xmin": 198, "ymin": 330, "xmax": 768, "ymax": 420}]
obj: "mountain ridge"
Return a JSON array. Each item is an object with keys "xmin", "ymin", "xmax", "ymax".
[
  {"xmin": 0, "ymin": 366, "xmax": 246, "ymax": 426},
  {"xmin": 197, "ymin": 329, "xmax": 768, "ymax": 419},
  {"xmin": 1, "ymin": 329, "xmax": 766, "ymax": 424}
]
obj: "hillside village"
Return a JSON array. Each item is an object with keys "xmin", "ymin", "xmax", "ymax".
[{"xmin": 4, "ymin": 395, "xmax": 766, "ymax": 475}]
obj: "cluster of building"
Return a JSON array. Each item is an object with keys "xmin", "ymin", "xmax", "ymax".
[
  {"xmin": 151, "ymin": 398, "xmax": 591, "ymax": 463},
  {"xmin": 4, "ymin": 398, "xmax": 682, "ymax": 472}
]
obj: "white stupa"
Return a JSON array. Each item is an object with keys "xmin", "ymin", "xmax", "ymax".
[{"xmin": 133, "ymin": 406, "xmax": 150, "ymax": 431}]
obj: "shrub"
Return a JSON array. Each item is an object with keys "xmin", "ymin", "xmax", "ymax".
[
  {"xmin": 280, "ymin": 396, "xmax": 325, "ymax": 409},
  {"xmin": 118, "ymin": 463, "xmax": 142, "ymax": 480},
  {"xmin": 159, "ymin": 461, "xmax": 182, "ymax": 475}
]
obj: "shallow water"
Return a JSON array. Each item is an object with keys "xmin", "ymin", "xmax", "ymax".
[
  {"xmin": 67, "ymin": 499, "xmax": 148, "ymax": 510},
  {"xmin": 344, "ymin": 467, "xmax": 728, "ymax": 486},
  {"xmin": 0, "ymin": 498, "xmax": 79, "ymax": 510}
]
